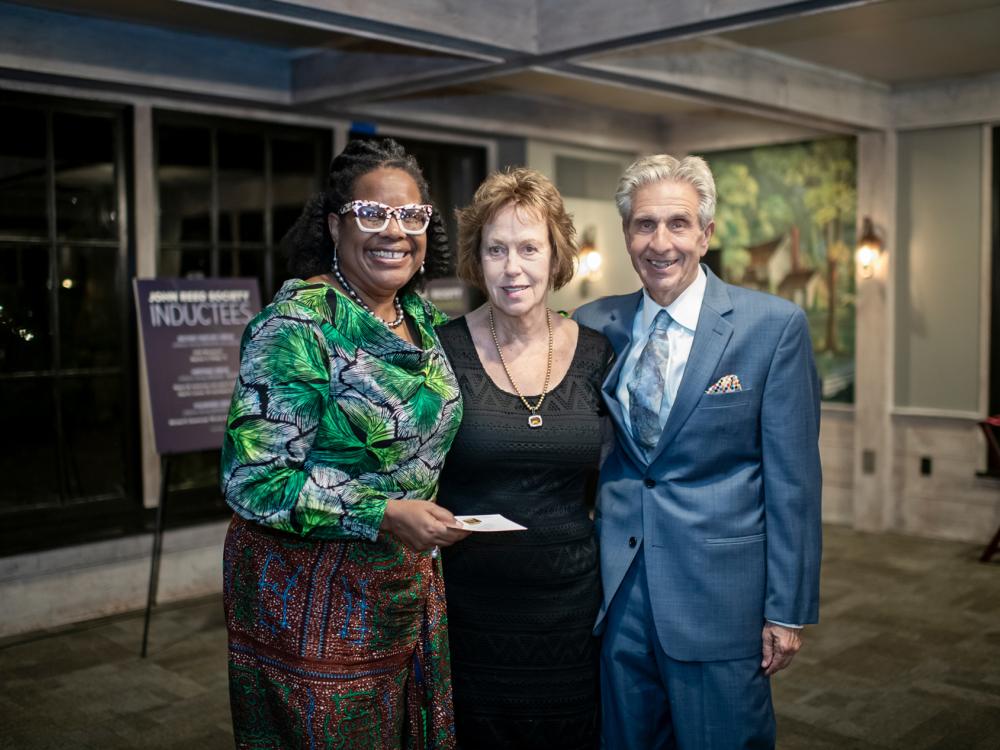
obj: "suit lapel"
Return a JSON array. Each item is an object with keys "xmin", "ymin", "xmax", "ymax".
[
  {"xmin": 599, "ymin": 292, "xmax": 646, "ymax": 467},
  {"xmin": 650, "ymin": 268, "xmax": 734, "ymax": 461}
]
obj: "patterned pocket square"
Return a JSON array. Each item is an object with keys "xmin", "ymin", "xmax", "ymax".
[{"xmin": 706, "ymin": 374, "xmax": 742, "ymax": 394}]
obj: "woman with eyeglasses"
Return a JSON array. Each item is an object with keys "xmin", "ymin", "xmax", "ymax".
[{"xmin": 220, "ymin": 137, "xmax": 470, "ymax": 749}]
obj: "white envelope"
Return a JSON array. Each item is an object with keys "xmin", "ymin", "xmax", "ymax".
[{"xmin": 455, "ymin": 514, "xmax": 527, "ymax": 532}]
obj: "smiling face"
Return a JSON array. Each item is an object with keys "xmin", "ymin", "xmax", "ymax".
[
  {"xmin": 480, "ymin": 202, "xmax": 552, "ymax": 319},
  {"xmin": 624, "ymin": 179, "xmax": 713, "ymax": 307},
  {"xmin": 327, "ymin": 167, "xmax": 427, "ymax": 301}
]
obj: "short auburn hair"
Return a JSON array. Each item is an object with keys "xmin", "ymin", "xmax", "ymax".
[{"xmin": 455, "ymin": 167, "xmax": 578, "ymax": 293}]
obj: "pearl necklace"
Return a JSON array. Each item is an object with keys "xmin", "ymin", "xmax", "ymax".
[
  {"xmin": 488, "ymin": 305, "xmax": 552, "ymax": 429},
  {"xmin": 331, "ymin": 256, "xmax": 405, "ymax": 328}
]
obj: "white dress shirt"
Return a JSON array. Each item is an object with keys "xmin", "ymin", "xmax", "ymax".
[{"xmin": 616, "ymin": 266, "xmax": 706, "ymax": 437}]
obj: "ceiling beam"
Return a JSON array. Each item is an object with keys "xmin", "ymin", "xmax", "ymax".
[
  {"xmin": 573, "ymin": 37, "xmax": 890, "ymax": 130},
  {"xmin": 662, "ymin": 112, "xmax": 834, "ymax": 155},
  {"xmin": 338, "ymin": 91, "xmax": 667, "ymax": 153},
  {"xmin": 892, "ymin": 70, "xmax": 1000, "ymax": 130},
  {"xmin": 291, "ymin": 49, "xmax": 491, "ymax": 105},
  {"xmin": 0, "ymin": 3, "xmax": 290, "ymax": 103},
  {"xmin": 174, "ymin": 0, "xmax": 534, "ymax": 56},
  {"xmin": 536, "ymin": 0, "xmax": 877, "ymax": 54},
  {"xmin": 302, "ymin": 0, "xmax": 878, "ymax": 115}
]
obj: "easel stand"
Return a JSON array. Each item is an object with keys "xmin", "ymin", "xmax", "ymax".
[
  {"xmin": 132, "ymin": 277, "xmax": 260, "ymax": 657},
  {"xmin": 141, "ymin": 455, "xmax": 171, "ymax": 658}
]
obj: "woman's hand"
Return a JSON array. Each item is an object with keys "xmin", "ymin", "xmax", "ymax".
[{"xmin": 382, "ymin": 499, "xmax": 471, "ymax": 551}]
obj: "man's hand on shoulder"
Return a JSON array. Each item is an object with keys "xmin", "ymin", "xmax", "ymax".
[{"xmin": 761, "ymin": 622, "xmax": 802, "ymax": 676}]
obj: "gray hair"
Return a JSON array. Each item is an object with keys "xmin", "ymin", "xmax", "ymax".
[{"xmin": 615, "ymin": 154, "xmax": 717, "ymax": 229}]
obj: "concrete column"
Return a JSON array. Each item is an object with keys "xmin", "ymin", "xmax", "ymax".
[
  {"xmin": 134, "ymin": 103, "xmax": 161, "ymax": 507},
  {"xmin": 852, "ymin": 130, "xmax": 897, "ymax": 531}
]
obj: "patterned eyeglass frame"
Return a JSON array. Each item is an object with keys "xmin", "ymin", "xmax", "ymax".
[{"xmin": 338, "ymin": 200, "xmax": 433, "ymax": 235}]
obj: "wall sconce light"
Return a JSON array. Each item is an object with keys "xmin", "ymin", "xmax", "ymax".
[
  {"xmin": 856, "ymin": 216, "xmax": 883, "ymax": 279},
  {"xmin": 580, "ymin": 248, "xmax": 603, "ymax": 277},
  {"xmin": 578, "ymin": 249, "xmax": 603, "ymax": 298},
  {"xmin": 578, "ymin": 226, "xmax": 603, "ymax": 298}
]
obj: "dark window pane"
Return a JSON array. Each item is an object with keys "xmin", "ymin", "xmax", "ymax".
[
  {"xmin": 0, "ymin": 379, "xmax": 60, "ymax": 508},
  {"xmin": 272, "ymin": 138, "xmax": 320, "ymax": 243},
  {"xmin": 157, "ymin": 117, "xmax": 328, "ymax": 299},
  {"xmin": 0, "ymin": 96, "xmax": 135, "ymax": 547},
  {"xmin": 273, "ymin": 138, "xmax": 317, "ymax": 176},
  {"xmin": 60, "ymin": 375, "xmax": 126, "ymax": 500},
  {"xmin": 218, "ymin": 248, "xmax": 265, "ymax": 293},
  {"xmin": 0, "ymin": 106, "xmax": 48, "ymax": 238},
  {"xmin": 54, "ymin": 113, "xmax": 116, "ymax": 240},
  {"xmin": 169, "ymin": 449, "xmax": 222, "ymax": 492},
  {"xmin": 218, "ymin": 130, "xmax": 264, "ymax": 244},
  {"xmin": 180, "ymin": 213, "xmax": 211, "ymax": 243},
  {"xmin": 161, "ymin": 246, "xmax": 211, "ymax": 279},
  {"xmin": 218, "ymin": 211, "xmax": 265, "ymax": 245},
  {"xmin": 158, "ymin": 124, "xmax": 212, "ymax": 243},
  {"xmin": 57, "ymin": 245, "xmax": 122, "ymax": 369},
  {"xmin": 273, "ymin": 205, "xmax": 304, "ymax": 247},
  {"xmin": 0, "ymin": 242, "xmax": 51, "ymax": 373}
]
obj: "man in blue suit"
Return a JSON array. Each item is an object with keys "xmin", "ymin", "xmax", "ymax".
[{"xmin": 575, "ymin": 154, "xmax": 821, "ymax": 749}]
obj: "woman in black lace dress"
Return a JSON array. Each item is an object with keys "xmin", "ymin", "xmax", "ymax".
[{"xmin": 436, "ymin": 168, "xmax": 612, "ymax": 749}]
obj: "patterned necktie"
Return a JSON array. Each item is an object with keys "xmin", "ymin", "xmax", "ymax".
[{"xmin": 627, "ymin": 309, "xmax": 672, "ymax": 454}]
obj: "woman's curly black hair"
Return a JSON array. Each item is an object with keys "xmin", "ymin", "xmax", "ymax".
[{"xmin": 282, "ymin": 137, "xmax": 451, "ymax": 296}]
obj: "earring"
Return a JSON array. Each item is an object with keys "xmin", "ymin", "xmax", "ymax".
[{"xmin": 420, "ymin": 263, "xmax": 426, "ymax": 275}]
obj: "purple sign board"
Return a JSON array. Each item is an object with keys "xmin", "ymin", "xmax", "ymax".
[{"xmin": 133, "ymin": 278, "xmax": 260, "ymax": 455}]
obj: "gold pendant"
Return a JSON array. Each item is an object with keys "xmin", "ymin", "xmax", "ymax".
[{"xmin": 528, "ymin": 414, "xmax": 543, "ymax": 428}]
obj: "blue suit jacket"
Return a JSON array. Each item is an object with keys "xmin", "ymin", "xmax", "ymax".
[{"xmin": 575, "ymin": 266, "xmax": 822, "ymax": 661}]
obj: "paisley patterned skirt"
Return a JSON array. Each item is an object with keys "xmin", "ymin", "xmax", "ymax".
[{"xmin": 222, "ymin": 515, "xmax": 456, "ymax": 750}]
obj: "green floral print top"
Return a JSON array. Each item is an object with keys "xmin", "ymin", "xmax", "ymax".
[{"xmin": 220, "ymin": 278, "xmax": 463, "ymax": 541}]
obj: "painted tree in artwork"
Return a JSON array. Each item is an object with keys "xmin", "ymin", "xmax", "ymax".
[
  {"xmin": 711, "ymin": 145, "xmax": 811, "ymax": 280},
  {"xmin": 712, "ymin": 162, "xmax": 758, "ymax": 280},
  {"xmin": 783, "ymin": 139, "xmax": 856, "ymax": 353},
  {"xmin": 707, "ymin": 137, "xmax": 857, "ymax": 401}
]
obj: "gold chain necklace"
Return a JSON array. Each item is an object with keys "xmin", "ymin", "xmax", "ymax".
[{"xmin": 488, "ymin": 305, "xmax": 552, "ymax": 429}]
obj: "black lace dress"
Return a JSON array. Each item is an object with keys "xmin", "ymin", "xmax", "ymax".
[{"xmin": 436, "ymin": 317, "xmax": 612, "ymax": 750}]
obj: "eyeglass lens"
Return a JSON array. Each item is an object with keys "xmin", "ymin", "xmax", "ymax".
[{"xmin": 356, "ymin": 205, "xmax": 428, "ymax": 232}]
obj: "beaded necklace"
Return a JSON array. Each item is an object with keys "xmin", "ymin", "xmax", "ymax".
[{"xmin": 331, "ymin": 252, "xmax": 405, "ymax": 328}]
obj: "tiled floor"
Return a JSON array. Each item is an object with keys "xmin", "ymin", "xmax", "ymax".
[
  {"xmin": 1, "ymin": 524, "xmax": 998, "ymax": 749},
  {"xmin": 0, "ymin": 598, "xmax": 232, "ymax": 749}
]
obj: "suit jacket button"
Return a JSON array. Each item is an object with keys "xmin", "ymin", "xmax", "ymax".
[
  {"xmin": 644, "ymin": 478, "xmax": 655, "ymax": 488},
  {"xmin": 628, "ymin": 537, "xmax": 637, "ymax": 548}
]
